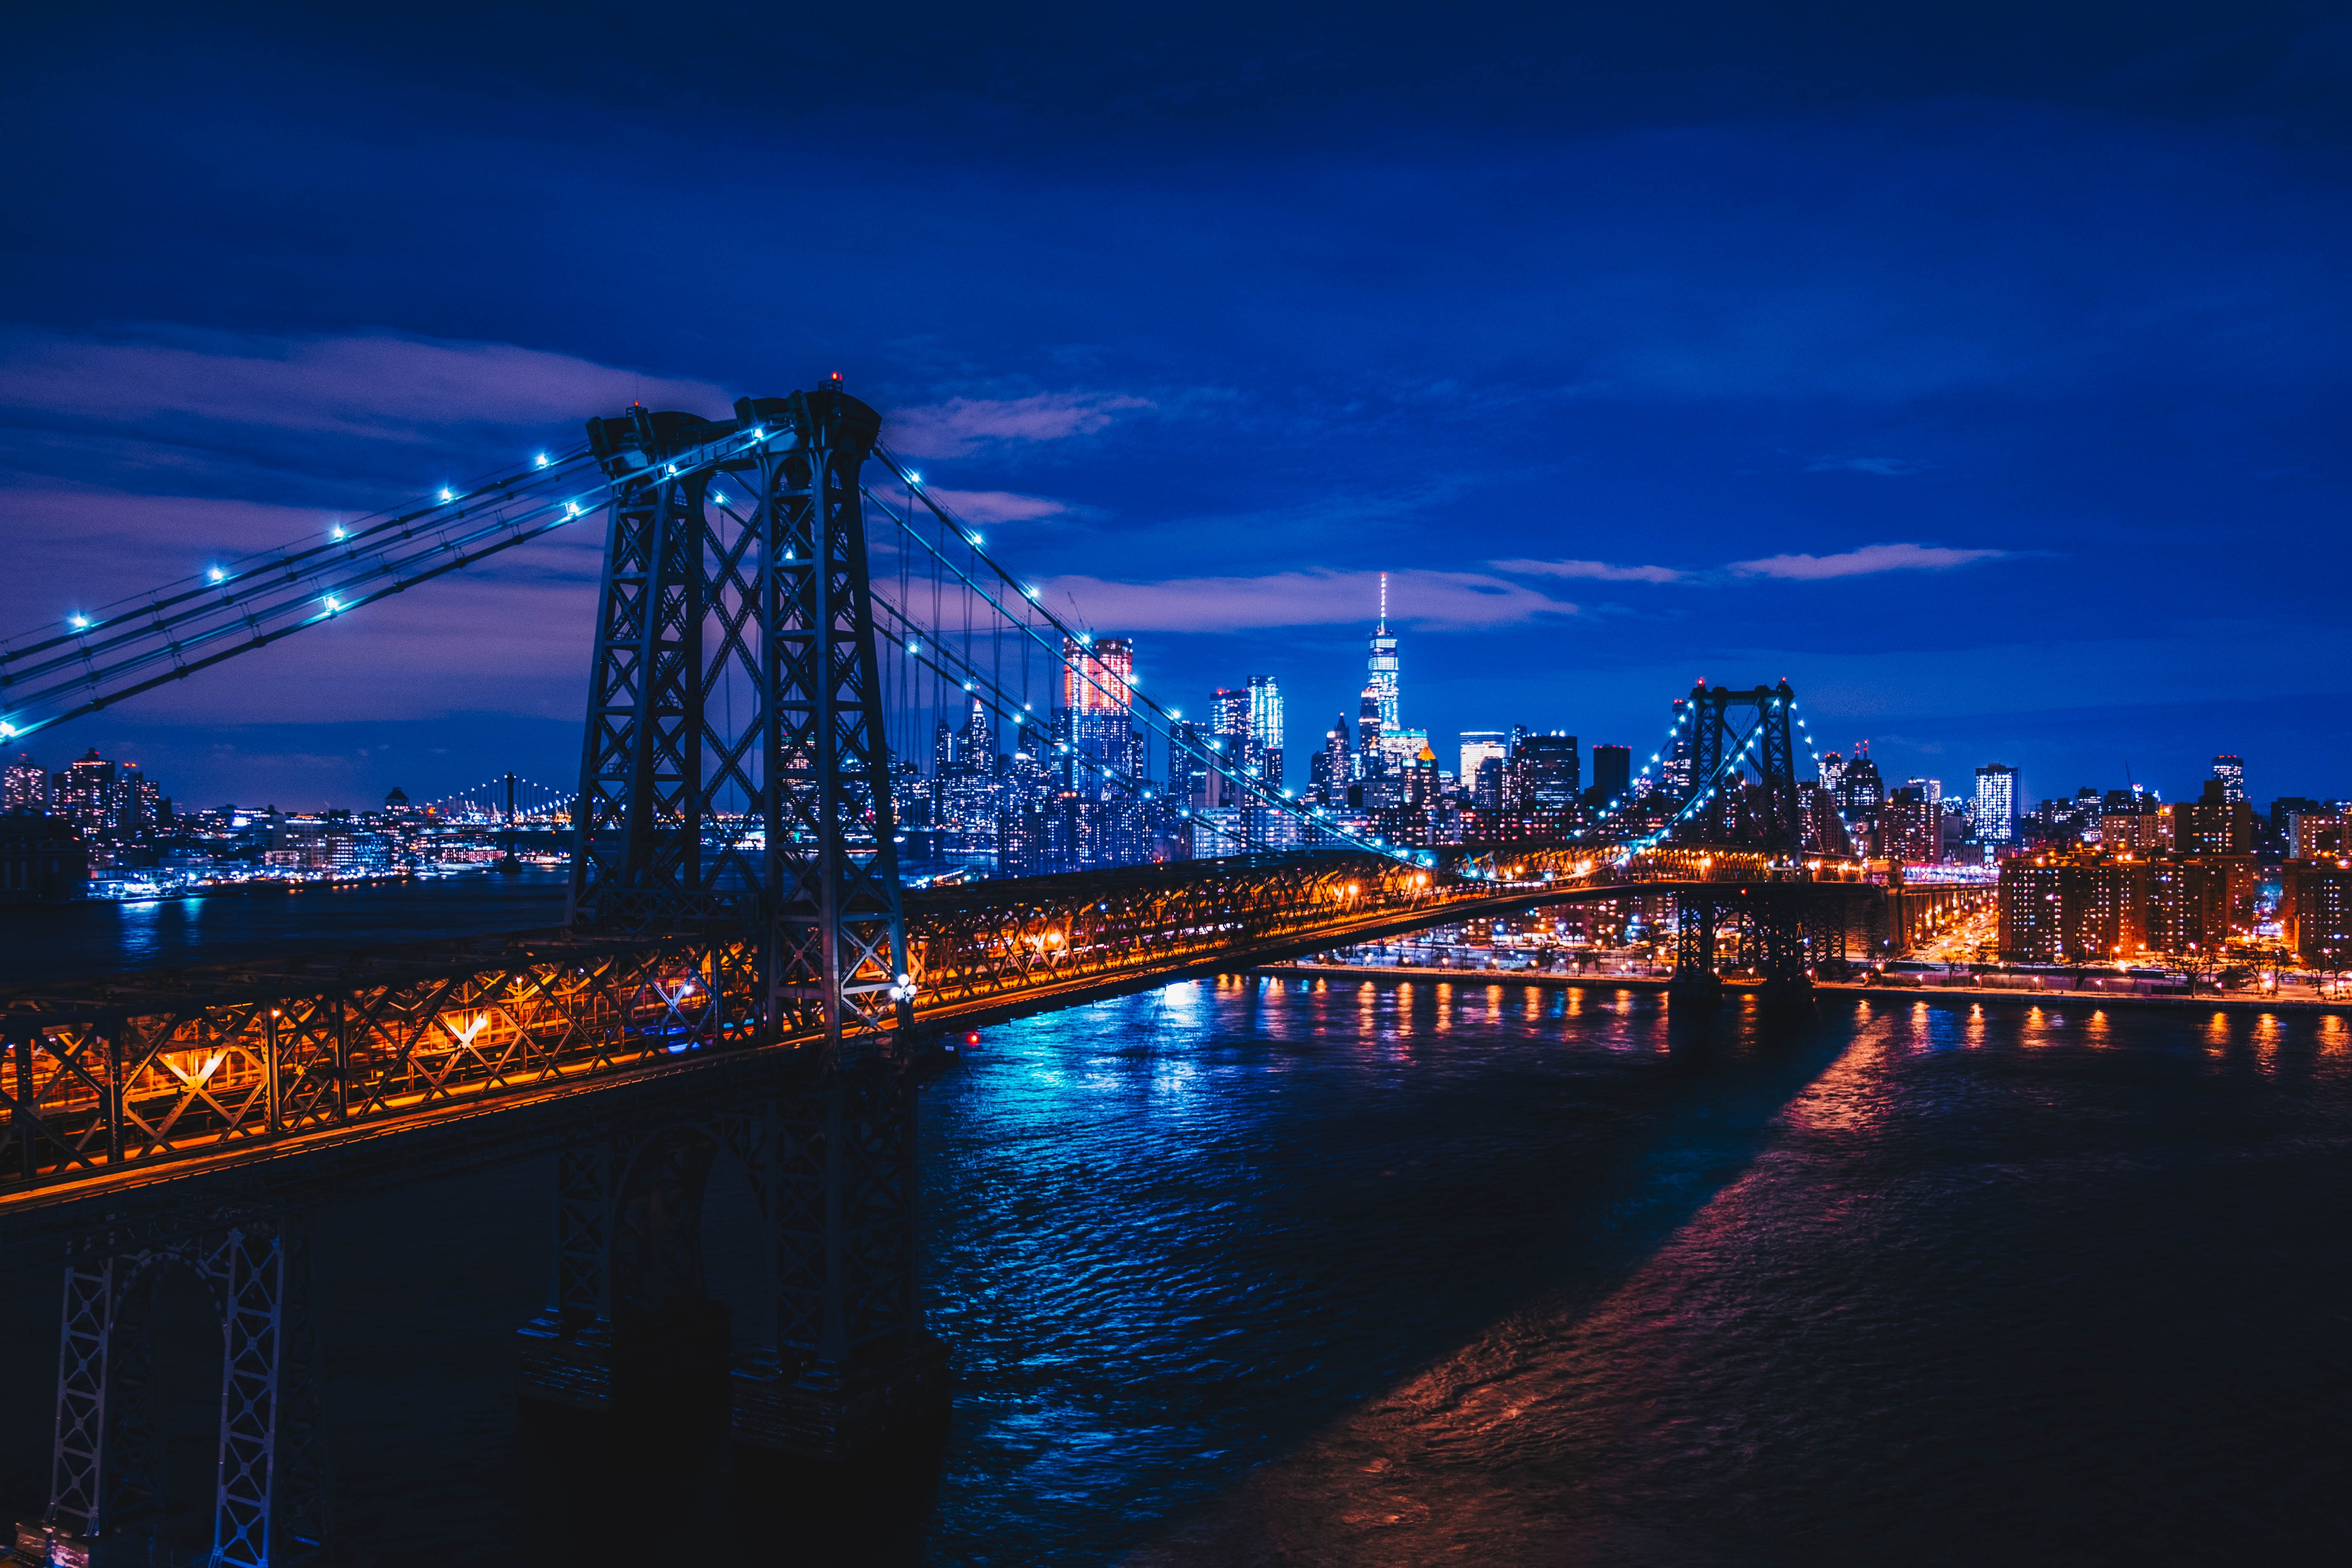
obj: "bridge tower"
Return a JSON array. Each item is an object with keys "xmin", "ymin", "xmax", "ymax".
[
  {"xmin": 1683, "ymin": 680, "xmax": 1802, "ymax": 850},
  {"xmin": 530, "ymin": 386, "xmax": 945, "ymax": 1455},
  {"xmin": 1672, "ymin": 680, "xmax": 1814, "ymax": 1004},
  {"xmin": 15, "ymin": 1216, "xmax": 331, "ymax": 1568}
]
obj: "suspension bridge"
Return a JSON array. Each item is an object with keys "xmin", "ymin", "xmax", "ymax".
[{"xmin": 0, "ymin": 382, "xmax": 1977, "ymax": 1568}]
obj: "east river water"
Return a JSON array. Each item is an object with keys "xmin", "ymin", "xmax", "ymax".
[{"xmin": 1, "ymin": 884, "xmax": 2347, "ymax": 1564}]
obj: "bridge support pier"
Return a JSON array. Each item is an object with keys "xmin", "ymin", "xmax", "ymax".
[
  {"xmin": 1751, "ymin": 890, "xmax": 1815, "ymax": 1005},
  {"xmin": 518, "ymin": 1064, "xmax": 948, "ymax": 1461},
  {"xmin": 13, "ymin": 1217, "xmax": 330, "ymax": 1568},
  {"xmin": 1669, "ymin": 897, "xmax": 1722, "ymax": 1005}
]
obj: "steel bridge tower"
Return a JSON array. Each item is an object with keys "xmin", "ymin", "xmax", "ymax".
[
  {"xmin": 528, "ymin": 385, "xmax": 945, "ymax": 1455},
  {"xmin": 1670, "ymin": 680, "xmax": 1816, "ymax": 1004}
]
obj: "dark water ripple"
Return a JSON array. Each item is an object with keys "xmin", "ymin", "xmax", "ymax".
[{"xmin": 0, "ymin": 963, "xmax": 2346, "ymax": 1565}]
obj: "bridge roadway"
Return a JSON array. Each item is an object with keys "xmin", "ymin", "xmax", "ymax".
[{"xmin": 0, "ymin": 851, "xmax": 1887, "ymax": 1241}]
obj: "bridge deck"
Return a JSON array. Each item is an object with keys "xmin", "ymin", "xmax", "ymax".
[{"xmin": 0, "ymin": 860, "xmax": 1885, "ymax": 1231}]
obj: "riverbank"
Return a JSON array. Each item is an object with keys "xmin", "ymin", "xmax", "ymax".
[{"xmin": 1247, "ymin": 961, "xmax": 2352, "ymax": 1017}]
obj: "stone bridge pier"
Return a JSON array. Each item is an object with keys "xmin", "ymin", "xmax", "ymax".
[{"xmin": 516, "ymin": 1057, "xmax": 950, "ymax": 1459}]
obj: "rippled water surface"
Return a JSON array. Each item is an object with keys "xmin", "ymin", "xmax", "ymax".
[{"xmin": 2, "ymin": 964, "xmax": 2347, "ymax": 1565}]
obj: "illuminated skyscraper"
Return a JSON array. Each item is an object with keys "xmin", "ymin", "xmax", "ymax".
[
  {"xmin": 1973, "ymin": 764, "xmax": 2020, "ymax": 845},
  {"xmin": 2, "ymin": 754, "xmax": 44, "ymax": 813},
  {"xmin": 1663, "ymin": 699, "xmax": 1692, "ymax": 798},
  {"xmin": 1458, "ymin": 732, "xmax": 1506, "ymax": 794},
  {"xmin": 1248, "ymin": 675, "xmax": 1284, "ymax": 788},
  {"xmin": 1061, "ymin": 636, "xmax": 1134, "ymax": 713},
  {"xmin": 1365, "ymin": 573, "xmax": 1399, "ymax": 734},
  {"xmin": 2212, "ymin": 754, "xmax": 2245, "ymax": 806},
  {"xmin": 1311, "ymin": 715, "xmax": 1352, "ymax": 804}
]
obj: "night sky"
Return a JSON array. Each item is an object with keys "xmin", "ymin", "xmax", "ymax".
[{"xmin": 5, "ymin": 3, "xmax": 2347, "ymax": 811}]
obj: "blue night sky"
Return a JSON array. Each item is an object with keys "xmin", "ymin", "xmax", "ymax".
[{"xmin": 3, "ymin": 2, "xmax": 2347, "ymax": 810}]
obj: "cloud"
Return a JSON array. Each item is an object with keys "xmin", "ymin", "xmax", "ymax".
[
  {"xmin": 1489, "ymin": 556, "xmax": 1684, "ymax": 584},
  {"xmin": 884, "ymin": 392, "xmax": 1155, "ymax": 458},
  {"xmin": 919, "ymin": 488, "xmax": 1069, "ymax": 526},
  {"xmin": 0, "ymin": 327, "xmax": 730, "ymax": 440},
  {"xmin": 1728, "ymin": 542, "xmax": 2006, "ymax": 579},
  {"xmin": 1806, "ymin": 456, "xmax": 1927, "ymax": 475},
  {"xmin": 1035, "ymin": 568, "xmax": 1577, "ymax": 634}
]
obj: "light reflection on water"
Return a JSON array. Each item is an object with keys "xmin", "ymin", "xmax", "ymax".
[{"xmin": 0, "ymin": 970, "xmax": 2345, "ymax": 1565}]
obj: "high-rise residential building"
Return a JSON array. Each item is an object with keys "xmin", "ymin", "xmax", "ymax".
[
  {"xmin": 2284, "ymin": 863, "xmax": 2352, "ymax": 968},
  {"xmin": 1820, "ymin": 750, "xmax": 1847, "ymax": 796},
  {"xmin": 1248, "ymin": 675, "xmax": 1284, "ymax": 788},
  {"xmin": 1973, "ymin": 764, "xmax": 2020, "ymax": 845},
  {"xmin": 1882, "ymin": 786, "xmax": 1942, "ymax": 865},
  {"xmin": 2289, "ymin": 811, "xmax": 2348, "ymax": 861},
  {"xmin": 1589, "ymin": 744, "xmax": 1632, "ymax": 806},
  {"xmin": 2173, "ymin": 778, "xmax": 2254, "ymax": 857},
  {"xmin": 1999, "ymin": 853, "xmax": 2148, "ymax": 962},
  {"xmin": 1061, "ymin": 635, "xmax": 1134, "ymax": 713},
  {"xmin": 1904, "ymin": 777, "xmax": 1943, "ymax": 805},
  {"xmin": 1458, "ymin": 732, "xmax": 1507, "ymax": 793},
  {"xmin": 2, "ymin": 754, "xmax": 45, "ymax": 813},
  {"xmin": 2211, "ymin": 754, "xmax": 2245, "ymax": 806}
]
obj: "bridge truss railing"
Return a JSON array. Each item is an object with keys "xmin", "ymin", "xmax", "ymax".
[
  {"xmin": 0, "ymin": 932, "xmax": 757, "ymax": 1196},
  {"xmin": 0, "ymin": 854, "xmax": 1479, "ymax": 1201},
  {"xmin": 905, "ymin": 851, "xmax": 1445, "ymax": 1010}
]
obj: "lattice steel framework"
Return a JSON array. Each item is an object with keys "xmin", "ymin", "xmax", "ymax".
[
  {"xmin": 568, "ymin": 388, "xmax": 910, "ymax": 1065},
  {"xmin": 29, "ymin": 1219, "xmax": 327, "ymax": 1568},
  {"xmin": 1682, "ymin": 681, "xmax": 1804, "ymax": 853}
]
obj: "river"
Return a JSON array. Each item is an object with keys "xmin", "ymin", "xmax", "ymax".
[{"xmin": 0, "ymin": 886, "xmax": 2344, "ymax": 1563}]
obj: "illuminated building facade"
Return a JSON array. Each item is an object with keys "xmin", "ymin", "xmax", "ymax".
[
  {"xmin": 2172, "ymin": 779, "xmax": 2254, "ymax": 856},
  {"xmin": 1973, "ymin": 764, "xmax": 2020, "ymax": 845},
  {"xmin": 2284, "ymin": 864, "xmax": 2352, "ymax": 969},
  {"xmin": 1999, "ymin": 854, "xmax": 2149, "ymax": 962},
  {"xmin": 1458, "ymin": 732, "xmax": 1506, "ymax": 795},
  {"xmin": 1248, "ymin": 675, "xmax": 1284, "ymax": 788},
  {"xmin": 2211, "ymin": 753, "xmax": 2245, "ymax": 806}
]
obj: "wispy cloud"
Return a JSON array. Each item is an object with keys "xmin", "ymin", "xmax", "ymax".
[
  {"xmin": 0, "ymin": 328, "xmax": 729, "ymax": 439},
  {"xmin": 1037, "ymin": 568, "xmax": 1576, "ymax": 634},
  {"xmin": 1489, "ymin": 556, "xmax": 1684, "ymax": 584},
  {"xmin": 1729, "ymin": 541, "xmax": 2005, "ymax": 579},
  {"xmin": 885, "ymin": 392, "xmax": 1155, "ymax": 458},
  {"xmin": 1806, "ymin": 455, "xmax": 1928, "ymax": 476},
  {"xmin": 919, "ymin": 488, "xmax": 1069, "ymax": 526}
]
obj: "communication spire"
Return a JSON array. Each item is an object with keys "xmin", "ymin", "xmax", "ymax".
[{"xmin": 1378, "ymin": 570, "xmax": 1388, "ymax": 632}]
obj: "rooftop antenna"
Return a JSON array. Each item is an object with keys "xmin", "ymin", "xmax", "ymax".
[{"xmin": 1378, "ymin": 570, "xmax": 1388, "ymax": 632}]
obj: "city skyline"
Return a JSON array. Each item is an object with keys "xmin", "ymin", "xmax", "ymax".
[{"xmin": 5, "ymin": 6, "xmax": 2347, "ymax": 806}]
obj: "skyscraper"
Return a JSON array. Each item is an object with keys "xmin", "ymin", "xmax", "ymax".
[
  {"xmin": 2212, "ymin": 754, "xmax": 2245, "ymax": 806},
  {"xmin": 1589, "ymin": 743, "xmax": 1631, "ymax": 805},
  {"xmin": 1365, "ymin": 572, "xmax": 1400, "ymax": 735},
  {"xmin": 1508, "ymin": 733, "xmax": 1580, "ymax": 811},
  {"xmin": 1458, "ymin": 732, "xmax": 1506, "ymax": 794},
  {"xmin": 1973, "ymin": 764, "xmax": 2020, "ymax": 846},
  {"xmin": 1248, "ymin": 675, "xmax": 1284, "ymax": 788},
  {"xmin": 1663, "ymin": 700, "xmax": 1692, "ymax": 798},
  {"xmin": 2, "ymin": 754, "xmax": 44, "ymax": 813},
  {"xmin": 1061, "ymin": 636, "xmax": 1134, "ymax": 713},
  {"xmin": 1311, "ymin": 715, "xmax": 1352, "ymax": 804}
]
